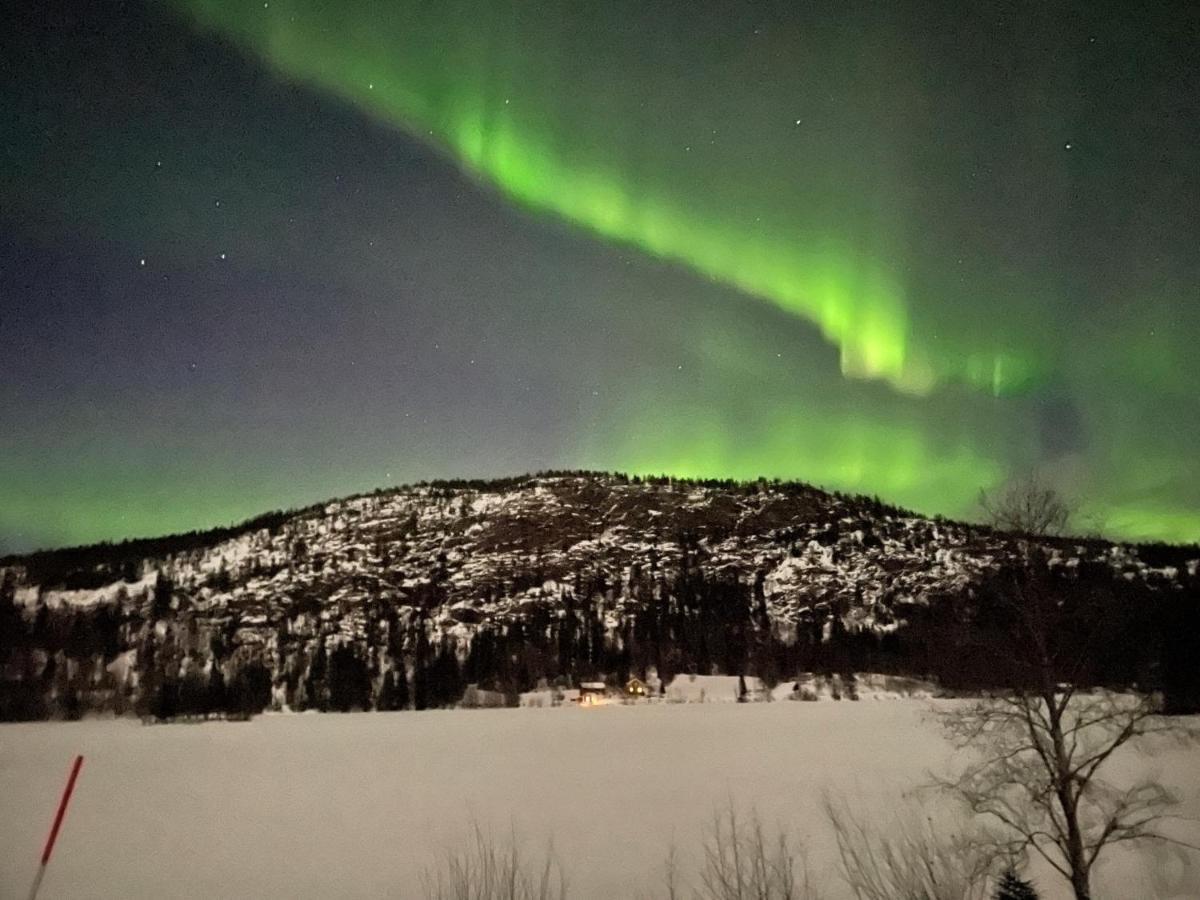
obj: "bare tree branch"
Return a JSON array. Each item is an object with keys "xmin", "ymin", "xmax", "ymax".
[
  {"xmin": 979, "ymin": 474, "xmax": 1072, "ymax": 536},
  {"xmin": 940, "ymin": 687, "xmax": 1199, "ymax": 899},
  {"xmin": 824, "ymin": 794, "xmax": 993, "ymax": 900}
]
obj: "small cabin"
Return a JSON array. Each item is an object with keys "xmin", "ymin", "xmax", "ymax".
[
  {"xmin": 461, "ymin": 684, "xmax": 508, "ymax": 709},
  {"xmin": 578, "ymin": 681, "xmax": 607, "ymax": 706},
  {"xmin": 625, "ymin": 677, "xmax": 648, "ymax": 698}
]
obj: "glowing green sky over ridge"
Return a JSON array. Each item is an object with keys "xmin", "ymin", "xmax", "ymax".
[
  {"xmin": 2, "ymin": 0, "xmax": 1198, "ymax": 551},
  {"xmin": 171, "ymin": 0, "xmax": 1052, "ymax": 397}
]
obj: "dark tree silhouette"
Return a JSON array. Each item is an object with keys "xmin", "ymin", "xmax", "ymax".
[
  {"xmin": 994, "ymin": 868, "xmax": 1039, "ymax": 900},
  {"xmin": 938, "ymin": 564, "xmax": 1200, "ymax": 900}
]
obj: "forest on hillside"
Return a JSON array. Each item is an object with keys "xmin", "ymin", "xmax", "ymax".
[{"xmin": 3, "ymin": 541, "xmax": 1198, "ymax": 722}]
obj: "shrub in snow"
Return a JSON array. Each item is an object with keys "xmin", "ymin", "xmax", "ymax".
[
  {"xmin": 825, "ymin": 796, "xmax": 993, "ymax": 900},
  {"xmin": 421, "ymin": 823, "xmax": 566, "ymax": 900},
  {"xmin": 663, "ymin": 802, "xmax": 818, "ymax": 900}
]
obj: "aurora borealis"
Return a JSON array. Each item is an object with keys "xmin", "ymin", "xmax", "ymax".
[{"xmin": 2, "ymin": 0, "xmax": 1197, "ymax": 550}]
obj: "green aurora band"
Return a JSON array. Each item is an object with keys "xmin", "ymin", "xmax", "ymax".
[
  {"xmin": 160, "ymin": 0, "xmax": 1197, "ymax": 543},
  {"xmin": 171, "ymin": 0, "xmax": 1051, "ymax": 397},
  {"xmin": 3, "ymin": 1, "xmax": 1196, "ymax": 548}
]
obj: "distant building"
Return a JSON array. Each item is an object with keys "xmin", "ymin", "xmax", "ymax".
[
  {"xmin": 579, "ymin": 681, "xmax": 608, "ymax": 706},
  {"xmin": 665, "ymin": 674, "xmax": 766, "ymax": 703},
  {"xmin": 625, "ymin": 676, "xmax": 648, "ymax": 698},
  {"xmin": 460, "ymin": 684, "xmax": 507, "ymax": 708}
]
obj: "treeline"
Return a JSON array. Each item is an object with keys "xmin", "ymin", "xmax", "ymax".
[
  {"xmin": 2, "ymin": 546, "xmax": 1198, "ymax": 722},
  {"xmin": 1, "ymin": 507, "xmax": 313, "ymax": 588},
  {"xmin": 910, "ymin": 554, "xmax": 1200, "ymax": 714}
]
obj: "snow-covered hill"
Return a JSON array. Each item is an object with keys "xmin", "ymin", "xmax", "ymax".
[{"xmin": 2, "ymin": 472, "xmax": 1197, "ymax": 718}]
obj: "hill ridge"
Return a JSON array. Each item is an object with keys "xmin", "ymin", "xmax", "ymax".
[{"xmin": 2, "ymin": 472, "xmax": 1197, "ymax": 720}]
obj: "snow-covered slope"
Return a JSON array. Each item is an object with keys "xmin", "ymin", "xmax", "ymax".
[
  {"xmin": 4, "ymin": 705, "xmax": 1198, "ymax": 899},
  {"xmin": 9, "ymin": 473, "xmax": 1191, "ymax": 622},
  {"xmin": 1, "ymin": 472, "xmax": 1196, "ymax": 716}
]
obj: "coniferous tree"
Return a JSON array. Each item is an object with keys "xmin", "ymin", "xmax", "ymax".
[
  {"xmin": 376, "ymin": 669, "xmax": 400, "ymax": 711},
  {"xmin": 306, "ymin": 638, "xmax": 329, "ymax": 712},
  {"xmin": 994, "ymin": 868, "xmax": 1039, "ymax": 900},
  {"xmin": 0, "ymin": 572, "xmax": 24, "ymax": 663},
  {"xmin": 60, "ymin": 673, "xmax": 83, "ymax": 721},
  {"xmin": 151, "ymin": 572, "xmax": 174, "ymax": 619},
  {"xmin": 1162, "ymin": 592, "xmax": 1200, "ymax": 714},
  {"xmin": 395, "ymin": 661, "xmax": 410, "ymax": 709},
  {"xmin": 412, "ymin": 627, "xmax": 430, "ymax": 711},
  {"xmin": 207, "ymin": 664, "xmax": 227, "ymax": 713},
  {"xmin": 328, "ymin": 644, "xmax": 371, "ymax": 711},
  {"xmin": 434, "ymin": 642, "xmax": 464, "ymax": 707},
  {"xmin": 178, "ymin": 666, "xmax": 207, "ymax": 716},
  {"xmin": 154, "ymin": 675, "xmax": 180, "ymax": 721},
  {"xmin": 412, "ymin": 665, "xmax": 428, "ymax": 710},
  {"xmin": 229, "ymin": 660, "xmax": 271, "ymax": 716}
]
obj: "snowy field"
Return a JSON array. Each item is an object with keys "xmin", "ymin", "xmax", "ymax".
[{"xmin": 2, "ymin": 703, "xmax": 1198, "ymax": 899}]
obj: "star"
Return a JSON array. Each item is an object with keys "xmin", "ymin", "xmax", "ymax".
[
  {"xmin": 139, "ymin": 258, "xmax": 146, "ymax": 267},
  {"xmin": 1064, "ymin": 142, "xmax": 1073, "ymax": 150}
]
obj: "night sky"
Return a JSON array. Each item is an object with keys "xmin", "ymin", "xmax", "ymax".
[{"xmin": 2, "ymin": 0, "xmax": 1197, "ymax": 552}]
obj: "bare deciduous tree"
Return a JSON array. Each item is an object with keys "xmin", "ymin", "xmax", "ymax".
[
  {"xmin": 939, "ymin": 690, "xmax": 1192, "ymax": 900},
  {"xmin": 979, "ymin": 474, "xmax": 1071, "ymax": 536},
  {"xmin": 936, "ymin": 568, "xmax": 1200, "ymax": 900}
]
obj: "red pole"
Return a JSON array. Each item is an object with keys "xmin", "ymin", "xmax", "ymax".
[{"xmin": 28, "ymin": 754, "xmax": 83, "ymax": 900}]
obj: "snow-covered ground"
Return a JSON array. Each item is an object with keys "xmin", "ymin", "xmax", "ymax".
[{"xmin": 2, "ymin": 703, "xmax": 1197, "ymax": 898}]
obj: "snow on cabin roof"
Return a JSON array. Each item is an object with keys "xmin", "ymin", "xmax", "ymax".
[{"xmin": 580, "ymin": 681, "xmax": 607, "ymax": 690}]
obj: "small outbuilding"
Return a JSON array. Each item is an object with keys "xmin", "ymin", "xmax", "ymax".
[{"xmin": 579, "ymin": 681, "xmax": 608, "ymax": 706}]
